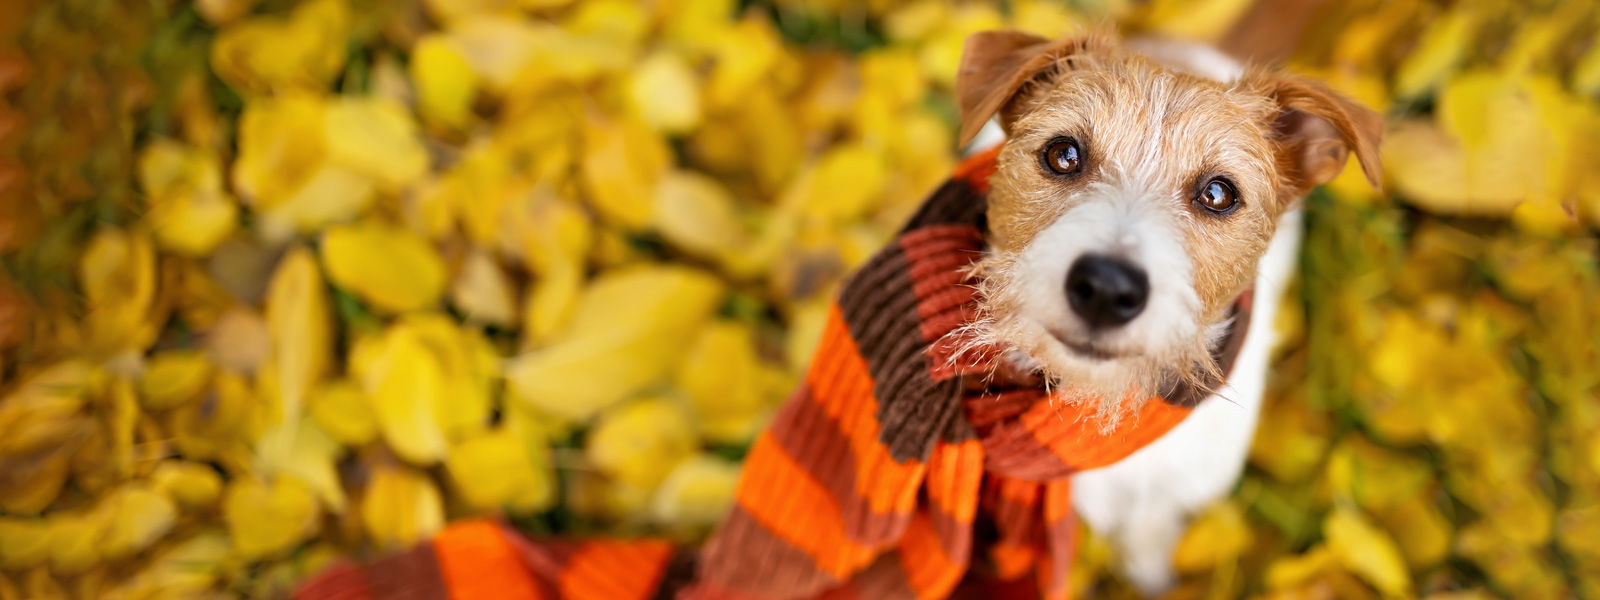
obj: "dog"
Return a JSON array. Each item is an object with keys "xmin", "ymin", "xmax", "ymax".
[
  {"xmin": 954, "ymin": 31, "xmax": 1381, "ymax": 594},
  {"xmin": 294, "ymin": 29, "xmax": 1383, "ymax": 600}
]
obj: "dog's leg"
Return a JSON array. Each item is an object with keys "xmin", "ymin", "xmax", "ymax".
[{"xmin": 1071, "ymin": 207, "xmax": 1303, "ymax": 596}]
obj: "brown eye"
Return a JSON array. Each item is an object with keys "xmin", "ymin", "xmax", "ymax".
[
  {"xmin": 1039, "ymin": 138, "xmax": 1082, "ymax": 176},
  {"xmin": 1195, "ymin": 178, "xmax": 1239, "ymax": 214}
]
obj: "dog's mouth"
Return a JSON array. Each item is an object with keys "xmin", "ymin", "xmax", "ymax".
[{"xmin": 1049, "ymin": 330, "xmax": 1130, "ymax": 362}]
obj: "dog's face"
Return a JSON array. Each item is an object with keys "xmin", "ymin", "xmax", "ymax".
[{"xmin": 954, "ymin": 32, "xmax": 1381, "ymax": 409}]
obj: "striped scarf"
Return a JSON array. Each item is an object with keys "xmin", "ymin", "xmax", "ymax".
[{"xmin": 295, "ymin": 146, "xmax": 1252, "ymax": 600}]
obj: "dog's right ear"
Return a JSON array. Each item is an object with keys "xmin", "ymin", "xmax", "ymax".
[{"xmin": 956, "ymin": 31, "xmax": 1111, "ymax": 147}]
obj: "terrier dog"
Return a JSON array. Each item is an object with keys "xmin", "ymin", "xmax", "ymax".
[
  {"xmin": 294, "ymin": 29, "xmax": 1384, "ymax": 600},
  {"xmin": 956, "ymin": 31, "xmax": 1380, "ymax": 594}
]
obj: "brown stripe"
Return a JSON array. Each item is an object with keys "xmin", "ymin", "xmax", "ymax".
[
  {"xmin": 364, "ymin": 543, "xmax": 449, "ymax": 600},
  {"xmin": 696, "ymin": 507, "xmax": 839, "ymax": 596},
  {"xmin": 978, "ymin": 417, "xmax": 1077, "ymax": 481},
  {"xmin": 833, "ymin": 552, "xmax": 919, "ymax": 600},
  {"xmin": 896, "ymin": 179, "xmax": 989, "ymax": 233},
  {"xmin": 650, "ymin": 549, "xmax": 699, "ymax": 600},
  {"xmin": 498, "ymin": 533, "xmax": 573, "ymax": 600},
  {"xmin": 294, "ymin": 562, "xmax": 372, "ymax": 600},
  {"xmin": 982, "ymin": 476, "xmax": 1041, "ymax": 548},
  {"xmin": 836, "ymin": 238, "xmax": 958, "ymax": 462},
  {"xmin": 766, "ymin": 385, "xmax": 915, "ymax": 545},
  {"xmin": 834, "ymin": 178, "xmax": 990, "ymax": 462}
]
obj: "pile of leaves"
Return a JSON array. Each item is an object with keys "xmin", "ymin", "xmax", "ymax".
[{"xmin": 0, "ymin": 0, "xmax": 1596, "ymax": 598}]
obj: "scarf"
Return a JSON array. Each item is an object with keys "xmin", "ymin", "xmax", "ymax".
[{"xmin": 294, "ymin": 146, "xmax": 1253, "ymax": 600}]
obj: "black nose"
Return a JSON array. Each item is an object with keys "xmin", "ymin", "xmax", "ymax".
[{"xmin": 1065, "ymin": 254, "xmax": 1149, "ymax": 329}]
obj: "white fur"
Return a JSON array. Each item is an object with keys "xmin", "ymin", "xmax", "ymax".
[
  {"xmin": 1009, "ymin": 172, "xmax": 1201, "ymax": 396},
  {"xmin": 1070, "ymin": 206, "xmax": 1302, "ymax": 595}
]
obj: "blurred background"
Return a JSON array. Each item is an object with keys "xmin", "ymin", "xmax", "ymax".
[{"xmin": 1, "ymin": 0, "xmax": 1598, "ymax": 598}]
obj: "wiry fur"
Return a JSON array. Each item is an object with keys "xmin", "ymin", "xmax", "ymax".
[
  {"xmin": 956, "ymin": 44, "xmax": 1288, "ymax": 422},
  {"xmin": 950, "ymin": 30, "xmax": 1381, "ymax": 595}
]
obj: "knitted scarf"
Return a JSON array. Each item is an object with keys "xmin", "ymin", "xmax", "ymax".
[{"xmin": 295, "ymin": 146, "xmax": 1253, "ymax": 600}]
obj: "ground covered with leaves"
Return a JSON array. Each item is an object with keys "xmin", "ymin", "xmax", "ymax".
[{"xmin": 0, "ymin": 0, "xmax": 1597, "ymax": 598}]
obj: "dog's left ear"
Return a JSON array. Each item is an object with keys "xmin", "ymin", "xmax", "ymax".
[
  {"xmin": 956, "ymin": 31, "xmax": 1112, "ymax": 146},
  {"xmin": 1254, "ymin": 74, "xmax": 1384, "ymax": 194}
]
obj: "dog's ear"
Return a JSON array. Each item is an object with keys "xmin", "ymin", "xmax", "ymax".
[
  {"xmin": 1255, "ymin": 73, "xmax": 1384, "ymax": 194},
  {"xmin": 956, "ymin": 31, "xmax": 1111, "ymax": 146}
]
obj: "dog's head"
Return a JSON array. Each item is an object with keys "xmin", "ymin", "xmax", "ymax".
[{"xmin": 955, "ymin": 31, "xmax": 1381, "ymax": 412}]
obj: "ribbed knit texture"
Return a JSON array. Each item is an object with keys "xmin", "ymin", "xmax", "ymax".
[{"xmin": 294, "ymin": 146, "xmax": 1253, "ymax": 600}]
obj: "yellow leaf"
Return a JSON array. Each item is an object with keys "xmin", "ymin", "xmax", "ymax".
[
  {"xmin": 703, "ymin": 20, "xmax": 782, "ymax": 110},
  {"xmin": 1393, "ymin": 5, "xmax": 1482, "ymax": 99},
  {"xmin": 321, "ymin": 221, "xmax": 447, "ymax": 314},
  {"xmin": 450, "ymin": 248, "xmax": 518, "ymax": 326},
  {"xmin": 352, "ymin": 325, "xmax": 448, "ymax": 464},
  {"xmin": 169, "ymin": 370, "xmax": 257, "ymax": 461},
  {"xmin": 0, "ymin": 518, "xmax": 48, "ymax": 570},
  {"xmin": 151, "ymin": 460, "xmax": 223, "ymax": 510},
  {"xmin": 1325, "ymin": 506, "xmax": 1412, "ymax": 597},
  {"xmin": 1264, "ymin": 545, "xmax": 1337, "ymax": 590},
  {"xmin": 106, "ymin": 532, "xmax": 231, "ymax": 598},
  {"xmin": 421, "ymin": 0, "xmax": 514, "ymax": 25},
  {"xmin": 626, "ymin": 51, "xmax": 702, "ymax": 133},
  {"xmin": 97, "ymin": 484, "xmax": 178, "ymax": 560},
  {"xmin": 793, "ymin": 144, "xmax": 887, "ymax": 221},
  {"xmin": 308, "ymin": 379, "xmax": 377, "ymax": 446},
  {"xmin": 1575, "ymin": 30, "xmax": 1600, "ymax": 96},
  {"xmin": 138, "ymin": 350, "xmax": 213, "ymax": 411},
  {"xmin": 361, "ymin": 465, "xmax": 444, "ymax": 549},
  {"xmin": 446, "ymin": 425, "xmax": 554, "ymax": 513},
  {"xmin": 650, "ymin": 454, "xmax": 740, "ymax": 530},
  {"xmin": 522, "ymin": 263, "xmax": 584, "ymax": 344},
  {"xmin": 44, "ymin": 511, "xmax": 100, "ymax": 574},
  {"xmin": 323, "ymin": 96, "xmax": 430, "ymax": 190},
  {"xmin": 262, "ymin": 164, "xmax": 378, "ymax": 237},
  {"xmin": 587, "ymin": 397, "xmax": 696, "ymax": 491},
  {"xmin": 1374, "ymin": 496, "xmax": 1452, "ymax": 569},
  {"xmin": 79, "ymin": 228, "xmax": 159, "ymax": 354},
  {"xmin": 263, "ymin": 417, "xmax": 348, "ymax": 512},
  {"xmin": 209, "ymin": 0, "xmax": 350, "ymax": 94},
  {"xmin": 260, "ymin": 246, "xmax": 331, "ymax": 467},
  {"xmin": 655, "ymin": 170, "xmax": 747, "ymax": 262},
  {"xmin": 506, "ymin": 265, "xmax": 724, "ymax": 421},
  {"xmin": 1137, "ymin": 0, "xmax": 1255, "ymax": 43},
  {"xmin": 677, "ymin": 320, "xmax": 771, "ymax": 443},
  {"xmin": 396, "ymin": 313, "xmax": 498, "ymax": 438},
  {"xmin": 230, "ymin": 92, "xmax": 327, "ymax": 209},
  {"xmin": 1172, "ymin": 501, "xmax": 1252, "ymax": 572},
  {"xmin": 410, "ymin": 35, "xmax": 478, "ymax": 129},
  {"xmin": 146, "ymin": 192, "xmax": 238, "ymax": 257},
  {"xmin": 205, "ymin": 306, "xmax": 273, "ymax": 373},
  {"xmin": 580, "ymin": 114, "xmax": 670, "ymax": 229},
  {"xmin": 223, "ymin": 477, "xmax": 319, "ymax": 561},
  {"xmin": 138, "ymin": 139, "xmax": 237, "ymax": 256}
]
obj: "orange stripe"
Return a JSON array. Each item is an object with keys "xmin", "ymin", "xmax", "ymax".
[
  {"xmin": 925, "ymin": 440, "xmax": 982, "ymax": 523},
  {"xmin": 808, "ymin": 306, "xmax": 926, "ymax": 516},
  {"xmin": 558, "ymin": 540, "xmax": 673, "ymax": 600},
  {"xmin": 952, "ymin": 145, "xmax": 1002, "ymax": 193},
  {"xmin": 989, "ymin": 541, "xmax": 1036, "ymax": 580},
  {"xmin": 897, "ymin": 514, "xmax": 964, "ymax": 600},
  {"xmin": 433, "ymin": 520, "xmax": 543, "ymax": 600},
  {"xmin": 736, "ymin": 434, "xmax": 880, "ymax": 578},
  {"xmin": 1025, "ymin": 395, "xmax": 1192, "ymax": 471}
]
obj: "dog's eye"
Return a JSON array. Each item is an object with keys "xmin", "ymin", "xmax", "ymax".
[
  {"xmin": 1039, "ymin": 138, "xmax": 1082, "ymax": 176},
  {"xmin": 1195, "ymin": 178, "xmax": 1239, "ymax": 214}
]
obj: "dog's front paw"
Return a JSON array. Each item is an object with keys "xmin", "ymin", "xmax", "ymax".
[{"xmin": 1112, "ymin": 515, "xmax": 1183, "ymax": 597}]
